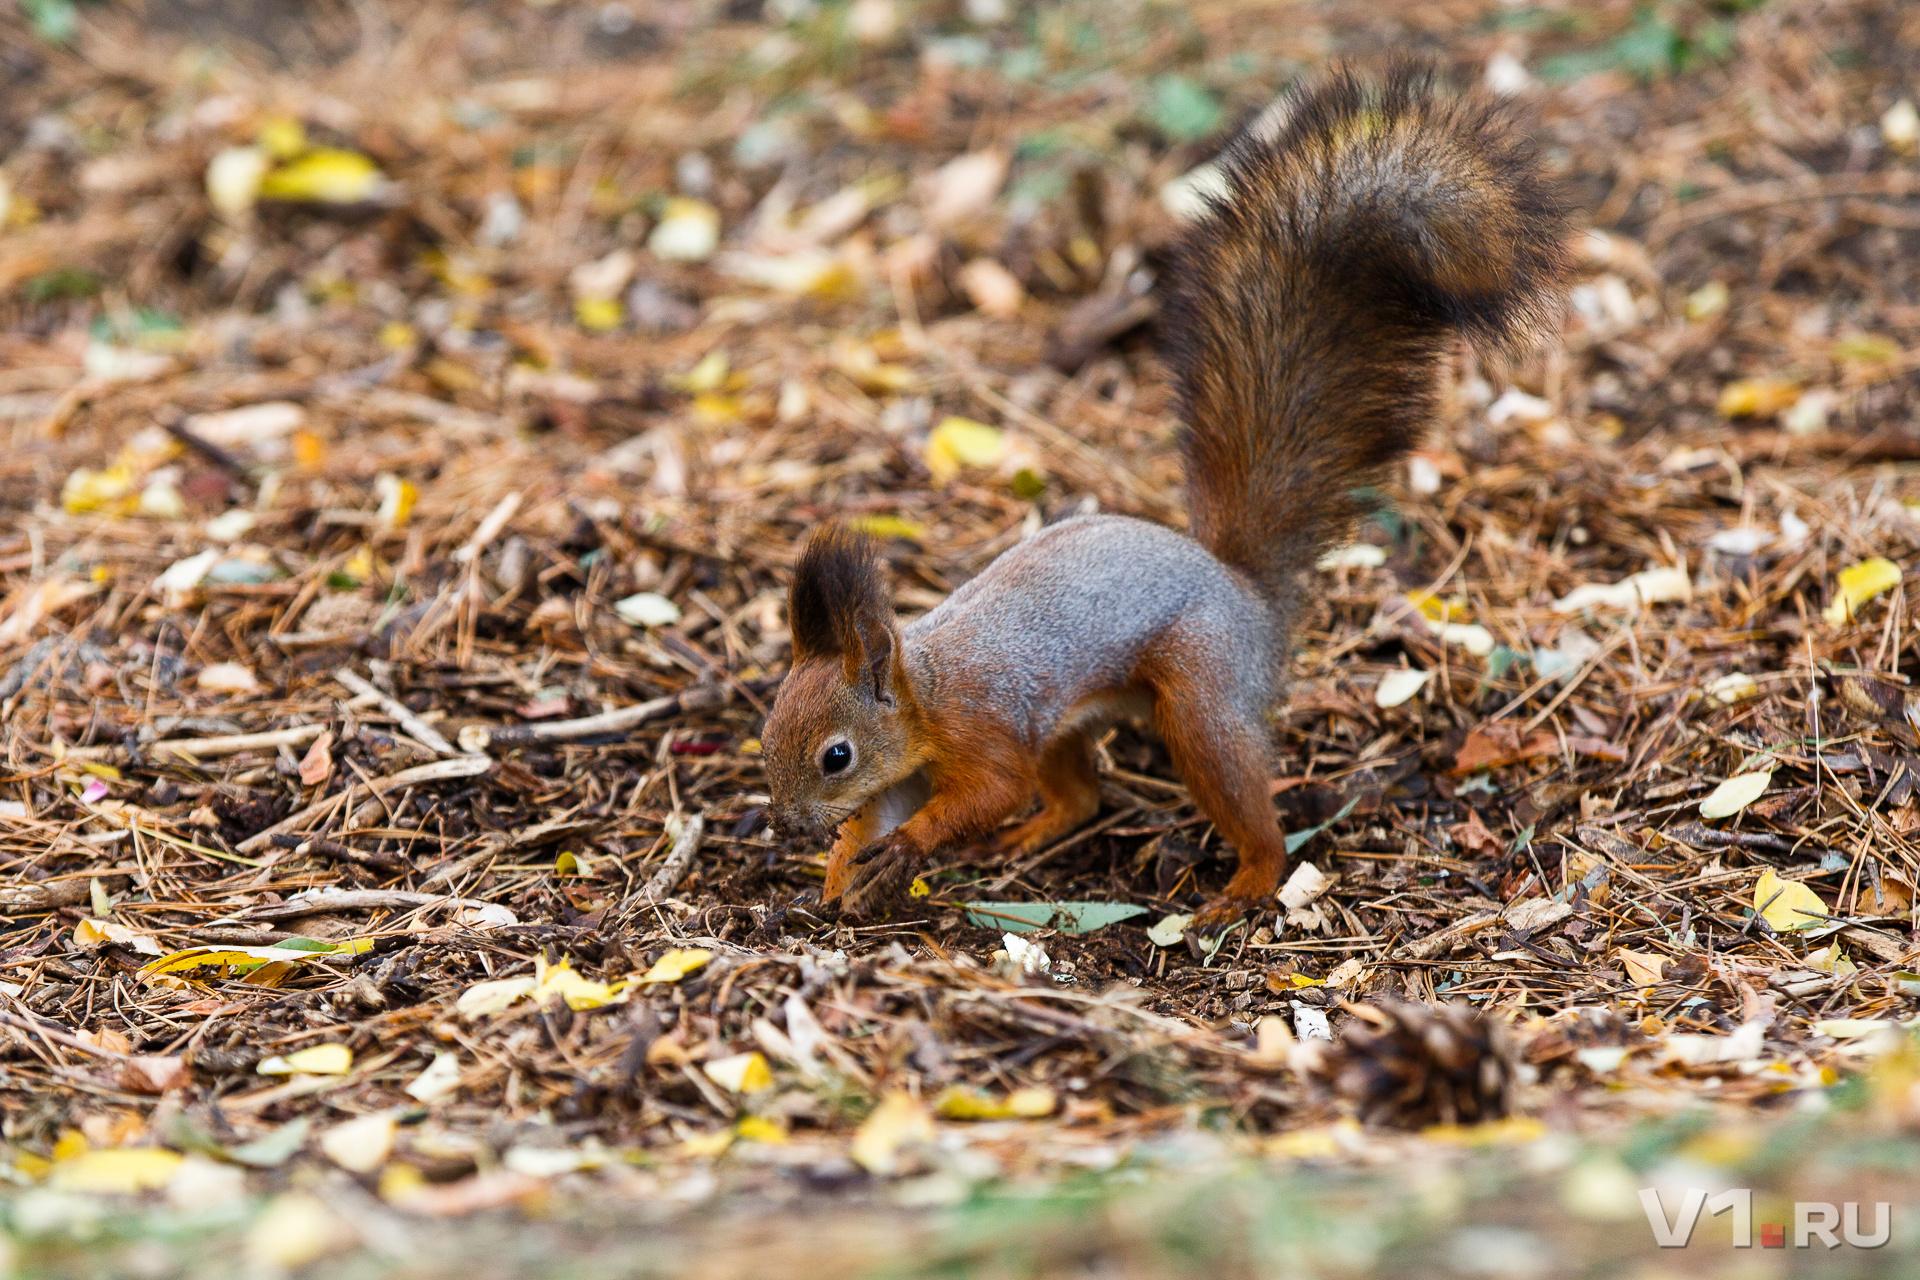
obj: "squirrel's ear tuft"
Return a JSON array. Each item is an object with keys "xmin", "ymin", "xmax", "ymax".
[{"xmin": 788, "ymin": 524, "xmax": 890, "ymax": 661}]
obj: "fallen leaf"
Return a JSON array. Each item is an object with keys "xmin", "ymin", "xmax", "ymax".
[
  {"xmin": 1753, "ymin": 869, "xmax": 1828, "ymax": 933},
  {"xmin": 531, "ymin": 958, "xmax": 626, "ymax": 1010},
  {"xmin": 319, "ymin": 1112, "xmax": 397, "ymax": 1173},
  {"xmin": 933, "ymin": 1085, "xmax": 1056, "ymax": 1120},
  {"xmin": 1146, "ymin": 913, "xmax": 1193, "ymax": 946},
  {"xmin": 923, "ymin": 150, "xmax": 1007, "ymax": 226},
  {"xmin": 1700, "ymin": 770, "xmax": 1772, "ymax": 819},
  {"xmin": 1551, "ymin": 566, "xmax": 1690, "ymax": 613},
  {"xmin": 957, "ymin": 258, "xmax": 1024, "ymax": 318},
  {"xmin": 851, "ymin": 1091, "xmax": 935, "ymax": 1175},
  {"xmin": 46, "ymin": 1148, "xmax": 183, "ymax": 1194},
  {"xmin": 648, "ymin": 197, "xmax": 720, "ymax": 262},
  {"xmin": 245, "ymin": 1193, "xmax": 350, "ymax": 1269},
  {"xmin": 702, "ymin": 1052, "xmax": 773, "ymax": 1093},
  {"xmin": 72, "ymin": 917, "xmax": 162, "ymax": 956},
  {"xmin": 226, "ymin": 1119, "xmax": 312, "ymax": 1168},
  {"xmin": 615, "ymin": 592, "xmax": 682, "ymax": 627},
  {"xmin": 197, "ymin": 662, "xmax": 259, "ymax": 693},
  {"xmin": 1815, "ymin": 1019, "xmax": 1897, "ymax": 1041},
  {"xmin": 206, "ymin": 144, "xmax": 269, "ymax": 218},
  {"xmin": 405, "ymin": 1052, "xmax": 463, "ymax": 1103},
  {"xmin": 297, "ymin": 730, "xmax": 333, "ymax": 786},
  {"xmin": 1374, "ymin": 669, "xmax": 1431, "ymax": 708},
  {"xmin": 1824, "ymin": 557, "xmax": 1902, "ymax": 625},
  {"xmin": 112, "ymin": 1055, "xmax": 187, "ymax": 1095},
  {"xmin": 924, "ymin": 416, "xmax": 1004, "ymax": 486},
  {"xmin": 1616, "ymin": 950, "xmax": 1668, "ymax": 987},
  {"xmin": 258, "ymin": 1043, "xmax": 353, "ymax": 1076},
  {"xmin": 1716, "ymin": 377, "xmax": 1800, "ymax": 419},
  {"xmin": 636, "ymin": 948, "xmax": 712, "ymax": 984},
  {"xmin": 259, "ymin": 149, "xmax": 385, "ymax": 204}
]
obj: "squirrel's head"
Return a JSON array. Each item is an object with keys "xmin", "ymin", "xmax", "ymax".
[{"xmin": 762, "ymin": 525, "xmax": 915, "ymax": 844}]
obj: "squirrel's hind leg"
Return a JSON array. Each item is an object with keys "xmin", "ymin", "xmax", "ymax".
[
  {"xmin": 1148, "ymin": 672, "xmax": 1287, "ymax": 926},
  {"xmin": 987, "ymin": 732, "xmax": 1101, "ymax": 859}
]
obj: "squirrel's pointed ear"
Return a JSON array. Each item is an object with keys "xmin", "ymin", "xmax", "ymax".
[
  {"xmin": 852, "ymin": 618, "xmax": 901, "ymax": 709},
  {"xmin": 788, "ymin": 524, "xmax": 892, "ymax": 664}
]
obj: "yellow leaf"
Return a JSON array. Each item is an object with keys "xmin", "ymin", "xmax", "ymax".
[
  {"xmin": 259, "ymin": 149, "xmax": 384, "ymax": 204},
  {"xmin": 256, "ymin": 116, "xmax": 307, "ymax": 160},
  {"xmin": 51, "ymin": 1129, "xmax": 89, "ymax": 1162},
  {"xmin": 689, "ymin": 392, "xmax": 741, "ymax": 425},
  {"xmin": 925, "ymin": 416, "xmax": 1005, "ymax": 486},
  {"xmin": 637, "ymin": 948, "xmax": 712, "ymax": 985},
  {"xmin": 379, "ymin": 321, "xmax": 417, "ymax": 351},
  {"xmin": 933, "ymin": 1085, "xmax": 1056, "ymax": 1120},
  {"xmin": 703, "ymin": 1052, "xmax": 773, "ymax": 1093},
  {"xmin": 1683, "ymin": 281, "xmax": 1728, "ymax": 322},
  {"xmin": 851, "ymin": 1091, "xmax": 934, "ymax": 1174},
  {"xmin": 375, "ymin": 474, "xmax": 417, "ymax": 531},
  {"xmin": 1700, "ymin": 769, "xmax": 1772, "ymax": 819},
  {"xmin": 554, "ymin": 851, "xmax": 582, "ymax": 877},
  {"xmin": 1824, "ymin": 557, "xmax": 1902, "ymax": 625},
  {"xmin": 648, "ymin": 198, "xmax": 721, "ymax": 262},
  {"xmin": 671, "ymin": 351, "xmax": 730, "ymax": 393},
  {"xmin": 1615, "ymin": 949, "xmax": 1668, "ymax": 987},
  {"xmin": 679, "ymin": 1130, "xmax": 735, "ymax": 1158},
  {"xmin": 61, "ymin": 464, "xmax": 137, "ymax": 515},
  {"xmin": 1754, "ymin": 868, "xmax": 1829, "ymax": 933},
  {"xmin": 258, "ymin": 1043, "xmax": 353, "ymax": 1076},
  {"xmin": 341, "ymin": 545, "xmax": 376, "ymax": 584},
  {"xmin": 533, "ymin": 957, "xmax": 626, "ymax": 1010},
  {"xmin": 849, "ymin": 514, "xmax": 927, "ymax": 543},
  {"xmin": 206, "ymin": 145, "xmax": 269, "ymax": 218},
  {"xmin": 1716, "ymin": 377, "xmax": 1799, "ymax": 419},
  {"xmin": 14, "ymin": 1152, "xmax": 50, "ymax": 1180},
  {"xmin": 909, "ymin": 876, "xmax": 931, "ymax": 898},
  {"xmin": 734, "ymin": 1115, "xmax": 788, "ymax": 1144},
  {"xmin": 246, "ymin": 1193, "xmax": 344, "ymax": 1270},
  {"xmin": 140, "ymin": 943, "xmax": 345, "ymax": 980},
  {"xmin": 46, "ymin": 1148, "xmax": 183, "ymax": 1194},
  {"xmin": 574, "ymin": 296, "xmax": 624, "ymax": 333},
  {"xmin": 1805, "ymin": 943, "xmax": 1858, "ymax": 978}
]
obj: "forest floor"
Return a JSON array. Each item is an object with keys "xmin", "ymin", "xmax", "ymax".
[{"xmin": 3, "ymin": 0, "xmax": 1920, "ymax": 1274}]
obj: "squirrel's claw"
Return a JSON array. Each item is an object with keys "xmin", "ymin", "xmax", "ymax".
[{"xmin": 835, "ymin": 830, "xmax": 922, "ymax": 918}]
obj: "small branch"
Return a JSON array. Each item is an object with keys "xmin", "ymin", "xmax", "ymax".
[
  {"xmin": 452, "ymin": 490, "xmax": 523, "ymax": 563},
  {"xmin": 266, "ymin": 833, "xmax": 406, "ymax": 871},
  {"xmin": 459, "ymin": 684, "xmax": 731, "ymax": 753},
  {"xmin": 235, "ymin": 755, "xmax": 492, "ymax": 853},
  {"xmin": 334, "ymin": 669, "xmax": 463, "ymax": 757},
  {"xmin": 628, "ymin": 812, "xmax": 705, "ymax": 905}
]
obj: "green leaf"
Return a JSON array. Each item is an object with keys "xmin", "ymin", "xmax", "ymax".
[
  {"xmin": 962, "ymin": 902, "xmax": 1056, "ymax": 933},
  {"xmin": 961, "ymin": 901, "xmax": 1147, "ymax": 934},
  {"xmin": 22, "ymin": 0, "xmax": 78, "ymax": 44},
  {"xmin": 1051, "ymin": 902, "xmax": 1147, "ymax": 934},
  {"xmin": 268, "ymin": 937, "xmax": 339, "ymax": 953},
  {"xmin": 226, "ymin": 1118, "xmax": 312, "ymax": 1167},
  {"xmin": 1148, "ymin": 75, "xmax": 1222, "ymax": 143},
  {"xmin": 1284, "ymin": 797, "xmax": 1359, "ymax": 855}
]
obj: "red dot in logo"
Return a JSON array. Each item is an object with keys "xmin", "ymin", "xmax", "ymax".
[{"xmin": 1760, "ymin": 1224, "xmax": 1786, "ymax": 1248}]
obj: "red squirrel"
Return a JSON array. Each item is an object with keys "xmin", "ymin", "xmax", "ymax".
[{"xmin": 761, "ymin": 65, "xmax": 1568, "ymax": 924}]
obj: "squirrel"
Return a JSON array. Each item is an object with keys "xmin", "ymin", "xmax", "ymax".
[{"xmin": 761, "ymin": 65, "xmax": 1568, "ymax": 924}]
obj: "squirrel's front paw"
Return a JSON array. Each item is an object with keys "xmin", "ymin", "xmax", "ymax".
[{"xmin": 838, "ymin": 831, "xmax": 922, "ymax": 918}]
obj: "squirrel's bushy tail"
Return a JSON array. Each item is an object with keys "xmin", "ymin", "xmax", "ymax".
[{"xmin": 1164, "ymin": 63, "xmax": 1568, "ymax": 600}]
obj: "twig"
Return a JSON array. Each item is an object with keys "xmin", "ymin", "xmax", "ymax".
[
  {"xmin": 334, "ymin": 669, "xmax": 463, "ymax": 757},
  {"xmin": 235, "ymin": 755, "xmax": 493, "ymax": 853},
  {"xmin": 452, "ymin": 490, "xmax": 523, "ymax": 563},
  {"xmin": 628, "ymin": 813, "xmax": 705, "ymax": 905},
  {"xmin": 459, "ymin": 684, "xmax": 731, "ymax": 753}
]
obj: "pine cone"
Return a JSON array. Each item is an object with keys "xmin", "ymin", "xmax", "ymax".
[{"xmin": 1311, "ymin": 1000, "xmax": 1520, "ymax": 1128}]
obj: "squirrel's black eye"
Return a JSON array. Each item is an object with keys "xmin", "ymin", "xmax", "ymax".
[{"xmin": 821, "ymin": 741, "xmax": 853, "ymax": 775}]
